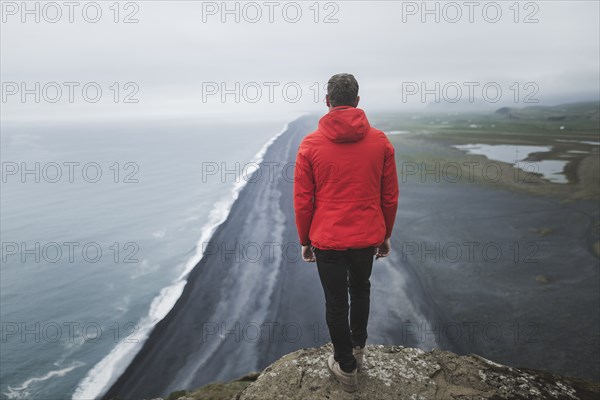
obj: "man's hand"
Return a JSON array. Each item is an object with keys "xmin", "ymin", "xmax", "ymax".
[
  {"xmin": 375, "ymin": 238, "xmax": 391, "ymax": 259},
  {"xmin": 302, "ymin": 245, "xmax": 316, "ymax": 262}
]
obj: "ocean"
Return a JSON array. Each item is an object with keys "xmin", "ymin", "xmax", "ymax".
[{"xmin": 0, "ymin": 117, "xmax": 292, "ymax": 400}]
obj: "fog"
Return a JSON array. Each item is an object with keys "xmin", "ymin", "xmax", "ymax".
[{"xmin": 1, "ymin": 0, "xmax": 599, "ymax": 122}]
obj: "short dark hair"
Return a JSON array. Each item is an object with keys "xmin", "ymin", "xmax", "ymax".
[{"xmin": 327, "ymin": 73, "xmax": 359, "ymax": 107}]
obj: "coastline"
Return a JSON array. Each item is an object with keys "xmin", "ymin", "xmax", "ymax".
[
  {"xmin": 71, "ymin": 116, "xmax": 303, "ymax": 400},
  {"xmin": 100, "ymin": 114, "xmax": 599, "ymax": 399},
  {"xmin": 100, "ymin": 114, "xmax": 440, "ymax": 400},
  {"xmin": 97, "ymin": 115, "xmax": 327, "ymax": 399}
]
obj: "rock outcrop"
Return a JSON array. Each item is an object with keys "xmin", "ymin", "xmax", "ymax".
[
  {"xmin": 233, "ymin": 344, "xmax": 599, "ymax": 400},
  {"xmin": 160, "ymin": 343, "xmax": 599, "ymax": 400}
]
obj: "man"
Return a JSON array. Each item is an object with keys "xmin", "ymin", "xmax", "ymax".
[{"xmin": 293, "ymin": 73, "xmax": 399, "ymax": 392}]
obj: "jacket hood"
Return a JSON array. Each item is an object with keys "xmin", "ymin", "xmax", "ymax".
[{"xmin": 318, "ymin": 106, "xmax": 370, "ymax": 143}]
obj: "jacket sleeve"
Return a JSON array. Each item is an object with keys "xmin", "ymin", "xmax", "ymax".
[
  {"xmin": 381, "ymin": 140, "xmax": 399, "ymax": 239},
  {"xmin": 293, "ymin": 147, "xmax": 315, "ymax": 246}
]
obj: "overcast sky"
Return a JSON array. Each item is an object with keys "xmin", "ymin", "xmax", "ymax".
[{"xmin": 1, "ymin": 0, "xmax": 599, "ymax": 122}]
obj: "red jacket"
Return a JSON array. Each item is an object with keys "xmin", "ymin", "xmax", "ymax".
[{"xmin": 293, "ymin": 106, "xmax": 399, "ymax": 250}]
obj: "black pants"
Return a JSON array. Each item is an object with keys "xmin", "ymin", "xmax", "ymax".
[{"xmin": 314, "ymin": 246, "xmax": 375, "ymax": 373}]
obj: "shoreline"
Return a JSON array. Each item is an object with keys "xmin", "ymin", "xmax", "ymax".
[
  {"xmin": 99, "ymin": 115, "xmax": 333, "ymax": 399},
  {"xmin": 101, "ymin": 114, "xmax": 599, "ymax": 399},
  {"xmin": 72, "ymin": 117, "xmax": 302, "ymax": 400}
]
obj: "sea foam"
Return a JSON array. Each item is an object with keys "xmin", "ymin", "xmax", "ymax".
[{"xmin": 72, "ymin": 117, "xmax": 301, "ymax": 400}]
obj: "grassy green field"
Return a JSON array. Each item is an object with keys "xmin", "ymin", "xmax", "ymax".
[
  {"xmin": 373, "ymin": 101, "xmax": 599, "ymax": 136},
  {"xmin": 372, "ymin": 101, "xmax": 600, "ymax": 201}
]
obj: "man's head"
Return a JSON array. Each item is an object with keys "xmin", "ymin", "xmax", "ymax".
[{"xmin": 326, "ymin": 73, "xmax": 360, "ymax": 109}]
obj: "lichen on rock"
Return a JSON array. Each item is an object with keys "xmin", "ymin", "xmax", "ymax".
[{"xmin": 231, "ymin": 344, "xmax": 599, "ymax": 400}]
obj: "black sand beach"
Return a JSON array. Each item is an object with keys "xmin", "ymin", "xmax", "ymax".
[{"xmin": 103, "ymin": 115, "xmax": 599, "ymax": 399}]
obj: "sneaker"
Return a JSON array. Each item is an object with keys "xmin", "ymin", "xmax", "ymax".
[
  {"xmin": 353, "ymin": 346, "xmax": 366, "ymax": 372},
  {"xmin": 327, "ymin": 354, "xmax": 358, "ymax": 392}
]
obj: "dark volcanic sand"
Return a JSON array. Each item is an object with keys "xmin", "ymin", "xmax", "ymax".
[{"xmin": 103, "ymin": 115, "xmax": 599, "ymax": 400}]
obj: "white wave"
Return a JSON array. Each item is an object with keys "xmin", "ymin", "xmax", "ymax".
[
  {"xmin": 72, "ymin": 116, "xmax": 305, "ymax": 400},
  {"xmin": 4, "ymin": 361, "xmax": 84, "ymax": 399}
]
